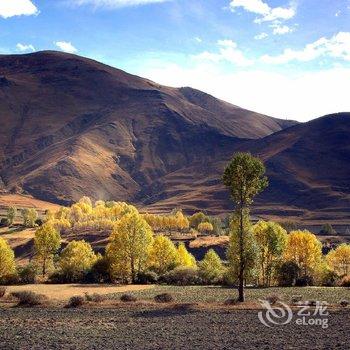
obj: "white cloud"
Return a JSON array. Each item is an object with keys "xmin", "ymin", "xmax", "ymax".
[
  {"xmin": 71, "ymin": 0, "xmax": 171, "ymax": 8},
  {"xmin": 255, "ymin": 32, "xmax": 268, "ymax": 40},
  {"xmin": 194, "ymin": 37, "xmax": 203, "ymax": 43},
  {"xmin": 16, "ymin": 43, "xmax": 35, "ymax": 52},
  {"xmin": 270, "ymin": 22, "xmax": 293, "ymax": 35},
  {"xmin": 55, "ymin": 41, "xmax": 78, "ymax": 53},
  {"xmin": 230, "ymin": 0, "xmax": 296, "ymax": 23},
  {"xmin": 193, "ymin": 39, "xmax": 254, "ymax": 67},
  {"xmin": 262, "ymin": 32, "xmax": 350, "ymax": 64},
  {"xmin": 0, "ymin": 0, "xmax": 39, "ymax": 18},
  {"xmin": 138, "ymin": 61, "xmax": 350, "ymax": 121}
]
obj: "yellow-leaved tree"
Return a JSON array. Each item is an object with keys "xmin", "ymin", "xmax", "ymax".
[
  {"xmin": 34, "ymin": 223, "xmax": 61, "ymax": 276},
  {"xmin": 253, "ymin": 220, "xmax": 288, "ymax": 286},
  {"xmin": 106, "ymin": 212, "xmax": 154, "ymax": 283},
  {"xmin": 198, "ymin": 222, "xmax": 214, "ymax": 235},
  {"xmin": 199, "ymin": 249, "xmax": 224, "ymax": 284},
  {"xmin": 0, "ymin": 237, "xmax": 16, "ymax": 282},
  {"xmin": 177, "ymin": 242, "xmax": 196, "ymax": 267},
  {"xmin": 326, "ymin": 244, "xmax": 350, "ymax": 276},
  {"xmin": 284, "ymin": 230, "xmax": 322, "ymax": 277},
  {"xmin": 148, "ymin": 235, "xmax": 179, "ymax": 274},
  {"xmin": 59, "ymin": 240, "xmax": 98, "ymax": 282}
]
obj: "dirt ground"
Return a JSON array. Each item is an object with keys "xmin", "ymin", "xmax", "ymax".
[
  {"xmin": 0, "ymin": 307, "xmax": 348, "ymax": 349},
  {"xmin": 5, "ymin": 284, "xmax": 154, "ymax": 301}
]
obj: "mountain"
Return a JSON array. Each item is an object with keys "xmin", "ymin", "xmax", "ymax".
[
  {"xmin": 0, "ymin": 51, "xmax": 295, "ymax": 208},
  {"xmin": 244, "ymin": 113, "xmax": 350, "ymax": 223}
]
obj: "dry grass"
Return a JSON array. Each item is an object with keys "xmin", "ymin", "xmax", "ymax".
[
  {"xmin": 0, "ymin": 194, "xmax": 60, "ymax": 211},
  {"xmin": 189, "ymin": 235, "xmax": 229, "ymax": 248},
  {"xmin": 5, "ymin": 284, "xmax": 154, "ymax": 301}
]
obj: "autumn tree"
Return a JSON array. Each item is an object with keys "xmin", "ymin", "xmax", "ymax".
[
  {"xmin": 198, "ymin": 222, "xmax": 214, "ymax": 235},
  {"xmin": 59, "ymin": 240, "xmax": 98, "ymax": 282},
  {"xmin": 284, "ymin": 230, "xmax": 323, "ymax": 278},
  {"xmin": 106, "ymin": 212, "xmax": 154, "ymax": 283},
  {"xmin": 253, "ymin": 221, "xmax": 288, "ymax": 286},
  {"xmin": 22, "ymin": 208, "xmax": 38, "ymax": 227},
  {"xmin": 0, "ymin": 237, "xmax": 16, "ymax": 282},
  {"xmin": 227, "ymin": 210, "xmax": 259, "ymax": 287},
  {"xmin": 326, "ymin": 244, "xmax": 350, "ymax": 276},
  {"xmin": 7, "ymin": 206, "xmax": 17, "ymax": 226},
  {"xmin": 199, "ymin": 249, "xmax": 224, "ymax": 284},
  {"xmin": 34, "ymin": 223, "xmax": 61, "ymax": 276},
  {"xmin": 148, "ymin": 235, "xmax": 179, "ymax": 274},
  {"xmin": 177, "ymin": 242, "xmax": 196, "ymax": 267},
  {"xmin": 189, "ymin": 212, "xmax": 208, "ymax": 229},
  {"xmin": 223, "ymin": 152, "xmax": 268, "ymax": 302}
]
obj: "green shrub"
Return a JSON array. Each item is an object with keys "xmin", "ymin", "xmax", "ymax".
[
  {"xmin": 67, "ymin": 295, "xmax": 85, "ymax": 308},
  {"xmin": 85, "ymin": 293, "xmax": 107, "ymax": 303},
  {"xmin": 291, "ymin": 295, "xmax": 302, "ymax": 304},
  {"xmin": 18, "ymin": 264, "xmax": 37, "ymax": 284},
  {"xmin": 120, "ymin": 294, "xmax": 137, "ymax": 302},
  {"xmin": 277, "ymin": 261, "xmax": 300, "ymax": 286},
  {"xmin": 11, "ymin": 291, "xmax": 45, "ymax": 306},
  {"xmin": 161, "ymin": 267, "xmax": 200, "ymax": 285},
  {"xmin": 0, "ymin": 218, "xmax": 9, "ymax": 227},
  {"xmin": 136, "ymin": 271, "xmax": 158, "ymax": 284},
  {"xmin": 154, "ymin": 293, "xmax": 174, "ymax": 303},
  {"xmin": 295, "ymin": 275, "xmax": 313, "ymax": 287}
]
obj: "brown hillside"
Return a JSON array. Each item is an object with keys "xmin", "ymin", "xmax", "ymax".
[{"xmin": 0, "ymin": 51, "xmax": 294, "ymax": 208}]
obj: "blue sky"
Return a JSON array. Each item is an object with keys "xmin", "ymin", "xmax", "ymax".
[{"xmin": 1, "ymin": 0, "xmax": 350, "ymax": 121}]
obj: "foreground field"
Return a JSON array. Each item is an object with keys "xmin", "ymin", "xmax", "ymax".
[{"xmin": 0, "ymin": 307, "xmax": 349, "ymax": 350}]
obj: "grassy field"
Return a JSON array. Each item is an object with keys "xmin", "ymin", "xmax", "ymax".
[
  {"xmin": 108, "ymin": 285, "xmax": 350, "ymax": 305},
  {"xmin": 3, "ymin": 284, "xmax": 349, "ymax": 304}
]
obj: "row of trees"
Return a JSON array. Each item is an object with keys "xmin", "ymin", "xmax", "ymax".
[
  {"xmin": 1, "ymin": 207, "xmax": 39, "ymax": 228},
  {"xmin": 1, "ymin": 206, "xmax": 349, "ymax": 288}
]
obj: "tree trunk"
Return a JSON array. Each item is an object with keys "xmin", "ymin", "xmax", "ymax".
[
  {"xmin": 42, "ymin": 257, "xmax": 46, "ymax": 277},
  {"xmin": 238, "ymin": 205, "xmax": 245, "ymax": 302}
]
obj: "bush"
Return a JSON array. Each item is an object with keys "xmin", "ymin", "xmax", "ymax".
[
  {"xmin": 161, "ymin": 267, "xmax": 201, "ymax": 286},
  {"xmin": 295, "ymin": 275, "xmax": 314, "ymax": 287},
  {"xmin": 120, "ymin": 293, "xmax": 137, "ymax": 302},
  {"xmin": 154, "ymin": 293, "xmax": 174, "ymax": 303},
  {"xmin": 277, "ymin": 261, "xmax": 300, "ymax": 286},
  {"xmin": 85, "ymin": 257, "xmax": 111, "ymax": 283},
  {"xmin": 291, "ymin": 295, "xmax": 303, "ymax": 304},
  {"xmin": 85, "ymin": 293, "xmax": 107, "ymax": 303},
  {"xmin": 35, "ymin": 219, "xmax": 43, "ymax": 227},
  {"xmin": 340, "ymin": 300, "xmax": 349, "ymax": 307},
  {"xmin": 11, "ymin": 291, "xmax": 45, "ymax": 306},
  {"xmin": 136, "ymin": 271, "xmax": 158, "ymax": 284},
  {"xmin": 0, "ymin": 218, "xmax": 9, "ymax": 227},
  {"xmin": 18, "ymin": 264, "xmax": 37, "ymax": 284},
  {"xmin": 339, "ymin": 275, "xmax": 350, "ymax": 287},
  {"xmin": 265, "ymin": 293, "xmax": 281, "ymax": 305},
  {"xmin": 0, "ymin": 286, "xmax": 6, "ymax": 298},
  {"xmin": 67, "ymin": 295, "xmax": 85, "ymax": 308},
  {"xmin": 321, "ymin": 270, "xmax": 338, "ymax": 287}
]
